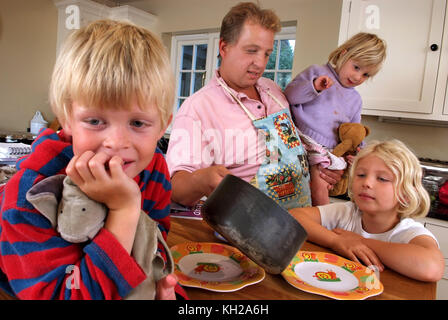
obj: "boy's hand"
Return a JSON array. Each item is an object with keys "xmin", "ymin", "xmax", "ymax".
[
  {"xmin": 156, "ymin": 274, "xmax": 178, "ymax": 300},
  {"xmin": 67, "ymin": 151, "xmax": 142, "ymax": 253},
  {"xmin": 331, "ymin": 228, "xmax": 384, "ymax": 271},
  {"xmin": 313, "ymin": 75, "xmax": 333, "ymax": 92},
  {"xmin": 66, "ymin": 150, "xmax": 141, "ymax": 211}
]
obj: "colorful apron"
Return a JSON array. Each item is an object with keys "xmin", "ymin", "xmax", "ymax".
[{"xmin": 218, "ymin": 79, "xmax": 311, "ymax": 209}]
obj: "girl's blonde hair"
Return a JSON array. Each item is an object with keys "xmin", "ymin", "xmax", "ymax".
[
  {"xmin": 329, "ymin": 32, "xmax": 386, "ymax": 77},
  {"xmin": 49, "ymin": 19, "xmax": 174, "ymax": 128},
  {"xmin": 348, "ymin": 139, "xmax": 430, "ymax": 219}
]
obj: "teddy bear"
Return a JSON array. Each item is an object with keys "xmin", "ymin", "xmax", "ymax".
[
  {"xmin": 329, "ymin": 123, "xmax": 370, "ymax": 196},
  {"xmin": 25, "ymin": 174, "xmax": 173, "ymax": 300}
]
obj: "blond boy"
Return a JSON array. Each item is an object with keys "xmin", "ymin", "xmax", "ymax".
[{"xmin": 0, "ymin": 20, "xmax": 186, "ymax": 299}]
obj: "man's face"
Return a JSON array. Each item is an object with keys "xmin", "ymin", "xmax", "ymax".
[{"xmin": 219, "ymin": 21, "xmax": 275, "ymax": 93}]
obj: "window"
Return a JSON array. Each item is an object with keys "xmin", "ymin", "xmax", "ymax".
[
  {"xmin": 263, "ymin": 27, "xmax": 296, "ymax": 90},
  {"xmin": 170, "ymin": 26, "xmax": 296, "ymax": 116},
  {"xmin": 171, "ymin": 33, "xmax": 219, "ymax": 112}
]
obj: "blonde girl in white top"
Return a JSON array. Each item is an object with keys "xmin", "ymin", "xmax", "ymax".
[{"xmin": 290, "ymin": 139, "xmax": 444, "ymax": 281}]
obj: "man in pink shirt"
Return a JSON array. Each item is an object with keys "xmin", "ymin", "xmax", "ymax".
[{"xmin": 166, "ymin": 2, "xmax": 341, "ymax": 207}]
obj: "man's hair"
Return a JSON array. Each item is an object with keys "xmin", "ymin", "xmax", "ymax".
[
  {"xmin": 220, "ymin": 2, "xmax": 281, "ymax": 45},
  {"xmin": 328, "ymin": 32, "xmax": 386, "ymax": 78},
  {"xmin": 348, "ymin": 139, "xmax": 430, "ymax": 219},
  {"xmin": 49, "ymin": 19, "xmax": 174, "ymax": 128}
]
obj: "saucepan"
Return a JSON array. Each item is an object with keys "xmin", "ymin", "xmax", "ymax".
[{"xmin": 201, "ymin": 174, "xmax": 307, "ymax": 274}]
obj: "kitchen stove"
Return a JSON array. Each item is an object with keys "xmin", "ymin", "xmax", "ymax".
[{"xmin": 420, "ymin": 158, "xmax": 448, "ymax": 221}]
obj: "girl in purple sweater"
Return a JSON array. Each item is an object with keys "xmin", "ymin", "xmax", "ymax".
[{"xmin": 284, "ymin": 32, "xmax": 386, "ymax": 206}]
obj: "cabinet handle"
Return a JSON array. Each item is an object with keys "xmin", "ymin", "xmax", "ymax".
[{"xmin": 430, "ymin": 44, "xmax": 439, "ymax": 51}]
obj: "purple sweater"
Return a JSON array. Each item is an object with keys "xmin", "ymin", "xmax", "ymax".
[{"xmin": 284, "ymin": 63, "xmax": 362, "ymax": 149}]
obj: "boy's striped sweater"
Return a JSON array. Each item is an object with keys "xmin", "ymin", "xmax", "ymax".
[{"xmin": 0, "ymin": 129, "xmax": 186, "ymax": 299}]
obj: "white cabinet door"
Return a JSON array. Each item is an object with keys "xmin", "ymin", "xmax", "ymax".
[
  {"xmin": 444, "ymin": 81, "xmax": 448, "ymax": 116},
  {"xmin": 423, "ymin": 219, "xmax": 448, "ymax": 299},
  {"xmin": 340, "ymin": 0, "xmax": 446, "ymax": 116}
]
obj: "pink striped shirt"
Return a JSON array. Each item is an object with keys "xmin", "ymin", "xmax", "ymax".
[{"xmin": 166, "ymin": 71, "xmax": 288, "ymax": 182}]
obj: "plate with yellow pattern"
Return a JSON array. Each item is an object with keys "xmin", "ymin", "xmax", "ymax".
[
  {"xmin": 281, "ymin": 251, "xmax": 383, "ymax": 300},
  {"xmin": 170, "ymin": 242, "xmax": 265, "ymax": 292}
]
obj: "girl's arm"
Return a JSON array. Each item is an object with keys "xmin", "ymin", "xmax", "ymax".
[
  {"xmin": 289, "ymin": 207, "xmax": 337, "ymax": 248},
  {"xmin": 289, "ymin": 207, "xmax": 383, "ymax": 269},
  {"xmin": 359, "ymin": 234, "xmax": 444, "ymax": 282}
]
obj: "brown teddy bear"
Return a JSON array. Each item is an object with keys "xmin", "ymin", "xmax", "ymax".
[{"xmin": 329, "ymin": 123, "xmax": 370, "ymax": 196}]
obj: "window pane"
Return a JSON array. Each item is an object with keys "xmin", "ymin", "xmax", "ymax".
[
  {"xmin": 266, "ymin": 40, "xmax": 278, "ymax": 70},
  {"xmin": 262, "ymin": 72, "xmax": 275, "ymax": 81},
  {"xmin": 195, "ymin": 44, "xmax": 207, "ymax": 70},
  {"xmin": 216, "ymin": 46, "xmax": 221, "ymax": 68},
  {"xmin": 193, "ymin": 72, "xmax": 205, "ymax": 93},
  {"xmin": 178, "ymin": 98, "xmax": 186, "ymax": 109},
  {"xmin": 277, "ymin": 72, "xmax": 292, "ymax": 90},
  {"xmin": 279, "ymin": 40, "xmax": 295, "ymax": 70},
  {"xmin": 179, "ymin": 72, "xmax": 191, "ymax": 96},
  {"xmin": 181, "ymin": 45, "xmax": 193, "ymax": 70}
]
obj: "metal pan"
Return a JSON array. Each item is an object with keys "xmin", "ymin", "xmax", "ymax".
[{"xmin": 201, "ymin": 174, "xmax": 307, "ymax": 274}]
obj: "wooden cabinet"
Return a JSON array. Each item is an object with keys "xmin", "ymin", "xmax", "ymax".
[
  {"xmin": 339, "ymin": 0, "xmax": 448, "ymax": 122},
  {"xmin": 422, "ymin": 217, "xmax": 448, "ymax": 299}
]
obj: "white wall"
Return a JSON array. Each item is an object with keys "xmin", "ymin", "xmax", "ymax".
[{"xmin": 0, "ymin": 0, "xmax": 57, "ymax": 132}]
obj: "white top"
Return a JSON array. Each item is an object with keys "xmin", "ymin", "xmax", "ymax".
[{"xmin": 318, "ymin": 201, "xmax": 438, "ymax": 245}]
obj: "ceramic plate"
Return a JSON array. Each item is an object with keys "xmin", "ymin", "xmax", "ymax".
[
  {"xmin": 170, "ymin": 242, "xmax": 265, "ymax": 292},
  {"xmin": 281, "ymin": 251, "xmax": 384, "ymax": 300}
]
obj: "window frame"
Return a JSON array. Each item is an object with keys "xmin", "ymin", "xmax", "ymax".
[
  {"xmin": 169, "ymin": 26, "xmax": 296, "ymax": 123},
  {"xmin": 262, "ymin": 26, "xmax": 297, "ymax": 90},
  {"xmin": 170, "ymin": 33, "xmax": 219, "ymax": 118}
]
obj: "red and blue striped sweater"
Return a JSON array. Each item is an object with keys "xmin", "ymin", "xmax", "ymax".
[{"xmin": 0, "ymin": 129, "xmax": 186, "ymax": 299}]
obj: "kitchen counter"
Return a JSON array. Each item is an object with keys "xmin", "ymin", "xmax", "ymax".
[{"xmin": 0, "ymin": 217, "xmax": 436, "ymax": 300}]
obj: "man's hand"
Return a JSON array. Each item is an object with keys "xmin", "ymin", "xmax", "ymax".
[
  {"xmin": 318, "ymin": 166, "xmax": 343, "ymax": 190},
  {"xmin": 192, "ymin": 165, "xmax": 231, "ymax": 197},
  {"xmin": 171, "ymin": 165, "xmax": 231, "ymax": 207}
]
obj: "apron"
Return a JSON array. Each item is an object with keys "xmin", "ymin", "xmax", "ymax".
[{"xmin": 217, "ymin": 78, "xmax": 311, "ymax": 209}]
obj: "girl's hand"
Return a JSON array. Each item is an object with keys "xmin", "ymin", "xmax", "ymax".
[
  {"xmin": 313, "ymin": 75, "xmax": 333, "ymax": 92},
  {"xmin": 66, "ymin": 150, "xmax": 141, "ymax": 211},
  {"xmin": 156, "ymin": 274, "xmax": 178, "ymax": 300},
  {"xmin": 345, "ymin": 154, "xmax": 356, "ymax": 166},
  {"xmin": 345, "ymin": 147, "xmax": 361, "ymax": 166},
  {"xmin": 331, "ymin": 228, "xmax": 384, "ymax": 271}
]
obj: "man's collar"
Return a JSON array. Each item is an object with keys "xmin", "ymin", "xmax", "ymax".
[{"xmin": 213, "ymin": 69, "xmax": 270, "ymax": 99}]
